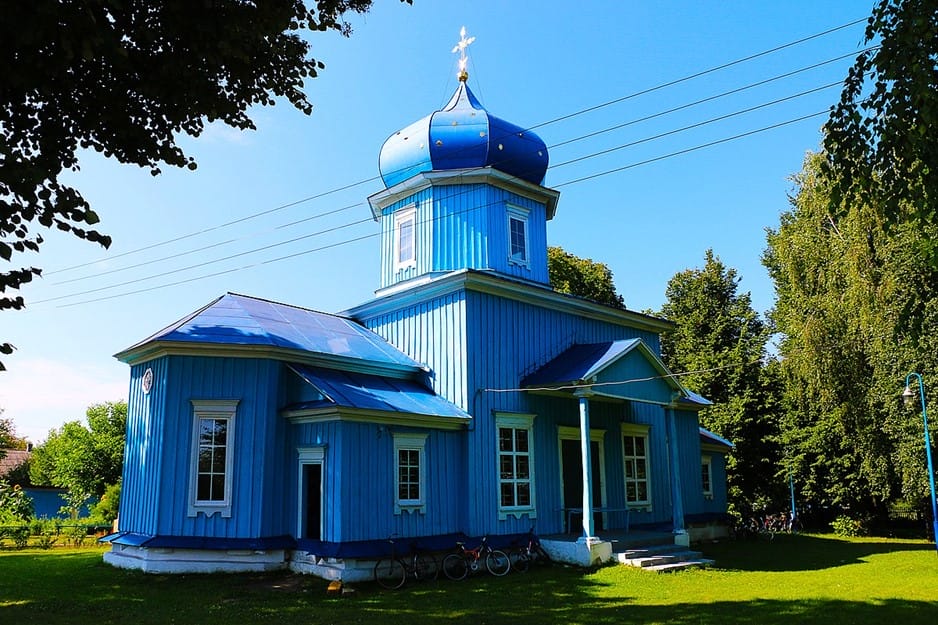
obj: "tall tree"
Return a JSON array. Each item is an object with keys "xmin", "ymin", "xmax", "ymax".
[
  {"xmin": 548, "ymin": 246, "xmax": 625, "ymax": 309},
  {"xmin": 764, "ymin": 151, "xmax": 938, "ymax": 518},
  {"xmin": 824, "ymin": 0, "xmax": 938, "ymax": 240},
  {"xmin": 29, "ymin": 401, "xmax": 128, "ymax": 508},
  {"xmin": 658, "ymin": 250, "xmax": 782, "ymax": 513},
  {"xmin": 0, "ymin": 0, "xmax": 409, "ymax": 367}
]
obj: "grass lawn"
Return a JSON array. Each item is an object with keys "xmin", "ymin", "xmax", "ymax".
[{"xmin": 1, "ymin": 534, "xmax": 936, "ymax": 624}]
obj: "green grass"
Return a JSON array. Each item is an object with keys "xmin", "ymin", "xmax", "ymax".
[{"xmin": 1, "ymin": 534, "xmax": 936, "ymax": 624}]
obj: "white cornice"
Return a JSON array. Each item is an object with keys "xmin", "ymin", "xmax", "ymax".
[
  {"xmin": 367, "ymin": 168, "xmax": 560, "ymax": 220},
  {"xmin": 114, "ymin": 341, "xmax": 426, "ymax": 378},
  {"xmin": 344, "ymin": 270, "xmax": 673, "ymax": 334},
  {"xmin": 281, "ymin": 405, "xmax": 470, "ymax": 431}
]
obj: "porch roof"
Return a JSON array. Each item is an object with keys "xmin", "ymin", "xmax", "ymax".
[
  {"xmin": 521, "ymin": 339, "xmax": 711, "ymax": 409},
  {"xmin": 285, "ymin": 364, "xmax": 471, "ymax": 422}
]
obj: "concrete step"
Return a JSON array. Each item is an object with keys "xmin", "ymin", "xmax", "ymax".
[
  {"xmin": 644, "ymin": 558, "xmax": 714, "ymax": 573},
  {"xmin": 614, "ymin": 543, "xmax": 714, "ymax": 573}
]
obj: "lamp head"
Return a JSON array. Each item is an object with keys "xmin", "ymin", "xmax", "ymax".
[{"xmin": 902, "ymin": 384, "xmax": 916, "ymax": 408}]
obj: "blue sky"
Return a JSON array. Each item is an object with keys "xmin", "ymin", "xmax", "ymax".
[{"xmin": 0, "ymin": 0, "xmax": 874, "ymax": 442}]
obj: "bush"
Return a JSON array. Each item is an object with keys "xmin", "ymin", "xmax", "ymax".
[
  {"xmin": 91, "ymin": 482, "xmax": 120, "ymax": 525},
  {"xmin": 0, "ymin": 480, "xmax": 33, "ymax": 523},
  {"xmin": 831, "ymin": 515, "xmax": 869, "ymax": 537}
]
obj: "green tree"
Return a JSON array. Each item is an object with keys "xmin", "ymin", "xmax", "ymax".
[
  {"xmin": 658, "ymin": 250, "xmax": 782, "ymax": 513},
  {"xmin": 0, "ymin": 414, "xmax": 30, "ymax": 452},
  {"xmin": 0, "ymin": 0, "xmax": 410, "ymax": 366},
  {"xmin": 29, "ymin": 401, "xmax": 127, "ymax": 512},
  {"xmin": 764, "ymin": 151, "xmax": 938, "ymax": 518},
  {"xmin": 824, "ymin": 0, "xmax": 938, "ymax": 239},
  {"xmin": 548, "ymin": 246, "xmax": 625, "ymax": 309}
]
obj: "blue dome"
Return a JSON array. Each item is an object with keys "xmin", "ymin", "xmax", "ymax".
[{"xmin": 378, "ymin": 82, "xmax": 549, "ymax": 188}]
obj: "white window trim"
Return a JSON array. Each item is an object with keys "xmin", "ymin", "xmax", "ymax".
[
  {"xmin": 393, "ymin": 432, "xmax": 427, "ymax": 514},
  {"xmin": 496, "ymin": 412, "xmax": 537, "ymax": 520},
  {"xmin": 621, "ymin": 422, "xmax": 653, "ymax": 512},
  {"xmin": 506, "ymin": 204, "xmax": 530, "ymax": 268},
  {"xmin": 296, "ymin": 446, "xmax": 326, "ymax": 539},
  {"xmin": 701, "ymin": 454, "xmax": 714, "ymax": 499},
  {"xmin": 393, "ymin": 205, "xmax": 417, "ymax": 271},
  {"xmin": 187, "ymin": 399, "xmax": 239, "ymax": 518}
]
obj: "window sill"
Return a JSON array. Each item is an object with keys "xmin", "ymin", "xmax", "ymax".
[
  {"xmin": 498, "ymin": 507, "xmax": 537, "ymax": 521},
  {"xmin": 394, "ymin": 503, "xmax": 426, "ymax": 515}
]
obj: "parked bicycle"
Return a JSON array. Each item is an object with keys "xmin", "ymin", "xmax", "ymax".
[
  {"xmin": 510, "ymin": 527, "xmax": 551, "ymax": 573},
  {"xmin": 442, "ymin": 536, "xmax": 511, "ymax": 580},
  {"xmin": 373, "ymin": 534, "xmax": 439, "ymax": 590}
]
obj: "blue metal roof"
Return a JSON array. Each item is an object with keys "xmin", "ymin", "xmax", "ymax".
[
  {"xmin": 521, "ymin": 339, "xmax": 712, "ymax": 408},
  {"xmin": 288, "ymin": 364, "xmax": 470, "ymax": 421},
  {"xmin": 700, "ymin": 427, "xmax": 734, "ymax": 450},
  {"xmin": 521, "ymin": 339, "xmax": 643, "ymax": 387},
  {"xmin": 378, "ymin": 81, "xmax": 549, "ymax": 188},
  {"xmin": 117, "ymin": 293, "xmax": 425, "ymax": 372}
]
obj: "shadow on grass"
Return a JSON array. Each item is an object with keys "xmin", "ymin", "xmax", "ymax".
[
  {"xmin": 703, "ymin": 533, "xmax": 934, "ymax": 572},
  {"xmin": 3, "ymin": 546, "xmax": 937, "ymax": 625}
]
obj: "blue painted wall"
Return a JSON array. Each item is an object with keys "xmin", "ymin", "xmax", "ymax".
[
  {"xmin": 378, "ymin": 183, "xmax": 550, "ymax": 290},
  {"xmin": 119, "ymin": 356, "xmax": 285, "ymax": 540}
]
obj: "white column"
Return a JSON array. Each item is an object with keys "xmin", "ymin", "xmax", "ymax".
[
  {"xmin": 666, "ymin": 407, "xmax": 687, "ymax": 543},
  {"xmin": 576, "ymin": 392, "xmax": 596, "ymax": 539}
]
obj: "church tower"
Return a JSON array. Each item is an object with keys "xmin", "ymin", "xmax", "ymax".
[{"xmin": 367, "ymin": 28, "xmax": 559, "ymax": 296}]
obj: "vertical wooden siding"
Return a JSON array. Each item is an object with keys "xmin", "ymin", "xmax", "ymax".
[
  {"xmin": 378, "ymin": 184, "xmax": 551, "ymax": 290},
  {"xmin": 462, "ymin": 290, "xmax": 665, "ymax": 536},
  {"xmin": 364, "ymin": 292, "xmax": 469, "ymax": 410},
  {"xmin": 120, "ymin": 359, "xmax": 168, "ymax": 535},
  {"xmin": 287, "ymin": 420, "xmax": 465, "ymax": 542},
  {"xmin": 138, "ymin": 356, "xmax": 283, "ymax": 540}
]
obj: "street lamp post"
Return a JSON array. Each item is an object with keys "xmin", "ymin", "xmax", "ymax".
[{"xmin": 903, "ymin": 372, "xmax": 938, "ymax": 554}]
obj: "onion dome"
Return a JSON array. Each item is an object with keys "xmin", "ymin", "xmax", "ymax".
[{"xmin": 378, "ymin": 80, "xmax": 549, "ymax": 189}]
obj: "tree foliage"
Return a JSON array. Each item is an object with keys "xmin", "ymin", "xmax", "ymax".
[
  {"xmin": 658, "ymin": 250, "xmax": 783, "ymax": 512},
  {"xmin": 0, "ymin": 414, "xmax": 30, "ymax": 452},
  {"xmin": 29, "ymin": 401, "xmax": 127, "ymax": 509},
  {"xmin": 547, "ymin": 246, "xmax": 625, "ymax": 309},
  {"xmin": 764, "ymin": 151, "xmax": 938, "ymax": 517},
  {"xmin": 0, "ymin": 0, "xmax": 408, "ymax": 364},
  {"xmin": 824, "ymin": 0, "xmax": 938, "ymax": 238}
]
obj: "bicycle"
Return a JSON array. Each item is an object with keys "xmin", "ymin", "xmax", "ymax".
[
  {"xmin": 510, "ymin": 527, "xmax": 551, "ymax": 573},
  {"xmin": 442, "ymin": 536, "xmax": 511, "ymax": 580},
  {"xmin": 373, "ymin": 535, "xmax": 440, "ymax": 590}
]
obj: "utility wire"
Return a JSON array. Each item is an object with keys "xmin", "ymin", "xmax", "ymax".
[
  {"xmin": 43, "ymin": 17, "xmax": 867, "ymax": 276},
  {"xmin": 47, "ymin": 61, "xmax": 854, "ymax": 290},
  {"xmin": 480, "ymin": 358, "xmax": 765, "ymax": 394},
  {"xmin": 46, "ymin": 106, "xmax": 833, "ymax": 309}
]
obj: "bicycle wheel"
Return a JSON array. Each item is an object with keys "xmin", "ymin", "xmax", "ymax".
[
  {"xmin": 414, "ymin": 553, "xmax": 439, "ymax": 581},
  {"xmin": 511, "ymin": 549, "xmax": 531, "ymax": 573},
  {"xmin": 373, "ymin": 558, "xmax": 407, "ymax": 590},
  {"xmin": 442, "ymin": 553, "xmax": 469, "ymax": 581},
  {"xmin": 485, "ymin": 549, "xmax": 511, "ymax": 576}
]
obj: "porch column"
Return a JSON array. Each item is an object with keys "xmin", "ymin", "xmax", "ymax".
[
  {"xmin": 575, "ymin": 391, "xmax": 596, "ymax": 540},
  {"xmin": 666, "ymin": 406, "xmax": 687, "ymax": 541}
]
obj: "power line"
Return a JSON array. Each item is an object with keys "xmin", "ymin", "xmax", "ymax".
[
  {"xmin": 42, "ymin": 17, "xmax": 867, "ymax": 276},
  {"xmin": 48, "ymin": 59, "xmax": 855, "ymax": 291},
  {"xmin": 45, "ymin": 106, "xmax": 834, "ymax": 309}
]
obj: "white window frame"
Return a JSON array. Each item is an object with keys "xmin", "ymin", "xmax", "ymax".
[
  {"xmin": 393, "ymin": 432, "xmax": 427, "ymax": 514},
  {"xmin": 187, "ymin": 399, "xmax": 238, "ymax": 518},
  {"xmin": 296, "ymin": 446, "xmax": 326, "ymax": 539},
  {"xmin": 621, "ymin": 423, "xmax": 652, "ymax": 511},
  {"xmin": 393, "ymin": 205, "xmax": 417, "ymax": 271},
  {"xmin": 701, "ymin": 454, "xmax": 714, "ymax": 499},
  {"xmin": 496, "ymin": 412, "xmax": 537, "ymax": 520},
  {"xmin": 506, "ymin": 204, "xmax": 530, "ymax": 268}
]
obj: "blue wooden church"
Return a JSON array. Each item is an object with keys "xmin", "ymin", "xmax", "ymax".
[{"xmin": 103, "ymin": 36, "xmax": 731, "ymax": 577}]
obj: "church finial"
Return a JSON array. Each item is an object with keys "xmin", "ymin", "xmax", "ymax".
[{"xmin": 451, "ymin": 26, "xmax": 475, "ymax": 82}]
